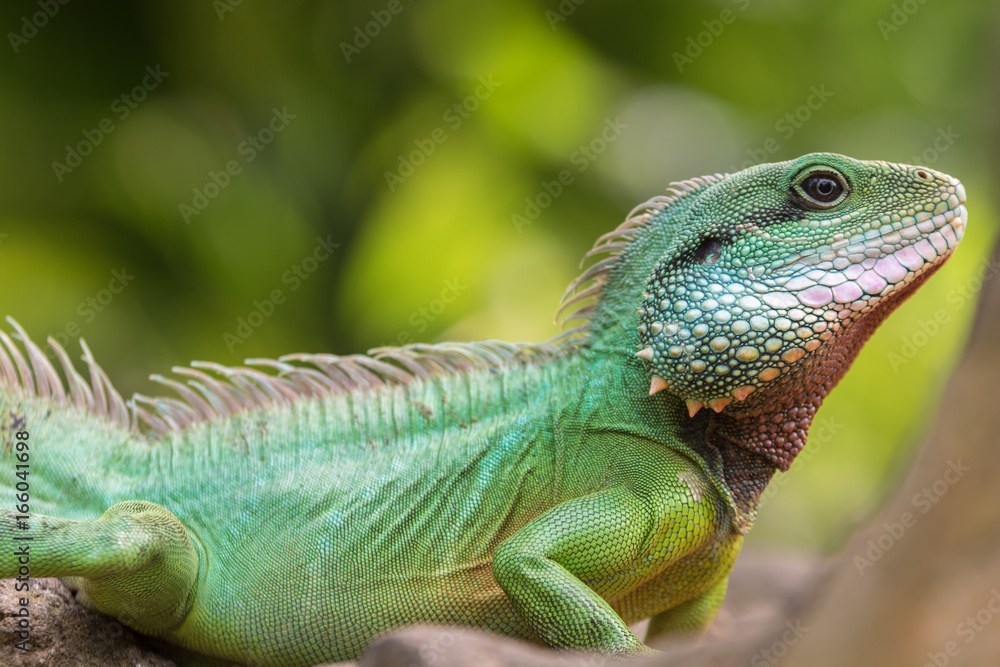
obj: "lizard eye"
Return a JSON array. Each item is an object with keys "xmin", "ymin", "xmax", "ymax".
[
  {"xmin": 692, "ymin": 237, "xmax": 723, "ymax": 265},
  {"xmin": 792, "ymin": 169, "xmax": 849, "ymax": 210}
]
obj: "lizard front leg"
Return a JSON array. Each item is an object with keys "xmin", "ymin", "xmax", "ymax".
[
  {"xmin": 0, "ymin": 500, "xmax": 199, "ymax": 636},
  {"xmin": 492, "ymin": 482, "xmax": 719, "ymax": 656}
]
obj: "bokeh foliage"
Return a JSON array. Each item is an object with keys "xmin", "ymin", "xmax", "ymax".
[{"xmin": 0, "ymin": 0, "xmax": 997, "ymax": 551}]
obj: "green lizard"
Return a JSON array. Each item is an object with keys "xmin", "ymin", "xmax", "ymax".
[{"xmin": 0, "ymin": 153, "xmax": 966, "ymax": 666}]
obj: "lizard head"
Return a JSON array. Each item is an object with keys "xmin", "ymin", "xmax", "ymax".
[{"xmin": 635, "ymin": 153, "xmax": 966, "ymax": 468}]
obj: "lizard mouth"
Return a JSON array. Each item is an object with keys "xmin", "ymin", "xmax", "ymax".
[{"xmin": 766, "ymin": 197, "xmax": 966, "ymax": 316}]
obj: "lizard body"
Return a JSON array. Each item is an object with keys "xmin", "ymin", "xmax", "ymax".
[{"xmin": 0, "ymin": 154, "xmax": 966, "ymax": 665}]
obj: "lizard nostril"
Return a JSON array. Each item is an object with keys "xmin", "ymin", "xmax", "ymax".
[{"xmin": 915, "ymin": 170, "xmax": 931, "ymax": 181}]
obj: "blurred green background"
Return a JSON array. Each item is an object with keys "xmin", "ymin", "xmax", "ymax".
[{"xmin": 0, "ymin": 0, "xmax": 997, "ymax": 553}]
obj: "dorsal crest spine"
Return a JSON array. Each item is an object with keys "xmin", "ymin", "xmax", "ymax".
[
  {"xmin": 0, "ymin": 316, "xmax": 558, "ymax": 438},
  {"xmin": 556, "ymin": 173, "xmax": 727, "ymax": 336}
]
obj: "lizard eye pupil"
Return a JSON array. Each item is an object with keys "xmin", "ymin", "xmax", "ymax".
[
  {"xmin": 793, "ymin": 169, "xmax": 849, "ymax": 209},
  {"xmin": 814, "ymin": 178, "xmax": 835, "ymax": 196},
  {"xmin": 803, "ymin": 176, "xmax": 840, "ymax": 201}
]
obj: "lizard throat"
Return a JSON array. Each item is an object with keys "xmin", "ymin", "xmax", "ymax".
[{"xmin": 708, "ymin": 259, "xmax": 946, "ymax": 472}]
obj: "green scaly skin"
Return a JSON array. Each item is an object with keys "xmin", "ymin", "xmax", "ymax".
[{"xmin": 0, "ymin": 154, "xmax": 966, "ymax": 665}]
